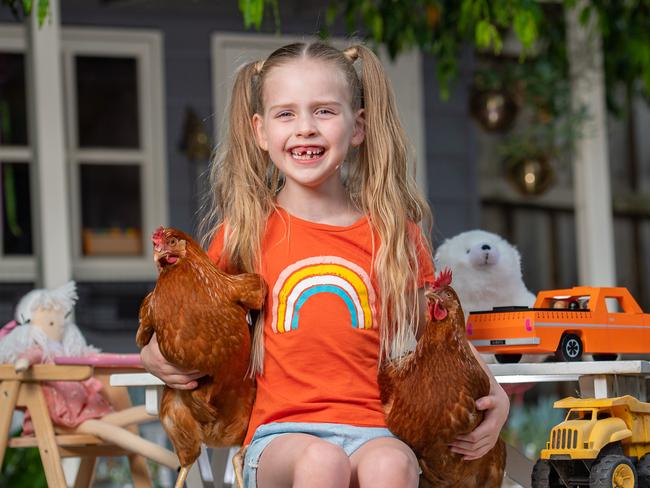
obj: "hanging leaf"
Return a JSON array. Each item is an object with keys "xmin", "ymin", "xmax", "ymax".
[
  {"xmin": 513, "ymin": 10, "xmax": 538, "ymax": 51},
  {"xmin": 239, "ymin": 0, "xmax": 264, "ymax": 30},
  {"xmin": 37, "ymin": 0, "xmax": 47, "ymax": 24}
]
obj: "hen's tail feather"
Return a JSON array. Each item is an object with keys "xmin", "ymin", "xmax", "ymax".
[{"xmin": 231, "ymin": 273, "xmax": 267, "ymax": 310}]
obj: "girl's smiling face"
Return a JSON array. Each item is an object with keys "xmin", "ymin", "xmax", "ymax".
[{"xmin": 253, "ymin": 58, "xmax": 364, "ymax": 194}]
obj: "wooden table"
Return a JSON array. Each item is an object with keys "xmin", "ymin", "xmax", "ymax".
[{"xmin": 1, "ymin": 361, "xmax": 153, "ymax": 488}]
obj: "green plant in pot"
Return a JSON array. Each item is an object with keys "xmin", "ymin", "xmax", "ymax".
[
  {"xmin": 470, "ymin": 63, "xmax": 519, "ymax": 133},
  {"xmin": 498, "ymin": 55, "xmax": 588, "ymax": 196}
]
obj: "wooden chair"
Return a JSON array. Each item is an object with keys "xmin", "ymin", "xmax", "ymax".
[{"xmin": 0, "ymin": 363, "xmax": 175, "ymax": 488}]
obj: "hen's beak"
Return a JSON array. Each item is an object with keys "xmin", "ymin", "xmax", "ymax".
[{"xmin": 154, "ymin": 249, "xmax": 179, "ymax": 270}]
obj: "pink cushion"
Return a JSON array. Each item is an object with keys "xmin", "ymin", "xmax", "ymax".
[{"xmin": 54, "ymin": 353, "xmax": 143, "ymax": 368}]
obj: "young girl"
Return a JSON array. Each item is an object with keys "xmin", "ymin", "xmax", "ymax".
[{"xmin": 141, "ymin": 41, "xmax": 509, "ymax": 487}]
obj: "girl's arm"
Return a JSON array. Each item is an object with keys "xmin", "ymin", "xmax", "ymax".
[
  {"xmin": 140, "ymin": 333, "xmax": 205, "ymax": 390},
  {"xmin": 449, "ymin": 343, "xmax": 510, "ymax": 460}
]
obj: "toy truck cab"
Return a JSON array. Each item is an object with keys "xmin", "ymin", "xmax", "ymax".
[
  {"xmin": 467, "ymin": 287, "xmax": 650, "ymax": 363},
  {"xmin": 532, "ymin": 396, "xmax": 650, "ymax": 487}
]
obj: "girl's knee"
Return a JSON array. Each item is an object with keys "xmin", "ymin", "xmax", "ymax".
[
  {"xmin": 358, "ymin": 446, "xmax": 419, "ymax": 486},
  {"xmin": 295, "ymin": 441, "xmax": 351, "ymax": 480}
]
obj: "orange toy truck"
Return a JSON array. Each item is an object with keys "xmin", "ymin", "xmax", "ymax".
[{"xmin": 466, "ymin": 287, "xmax": 650, "ymax": 363}]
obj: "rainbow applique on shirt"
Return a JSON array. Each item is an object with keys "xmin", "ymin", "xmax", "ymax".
[{"xmin": 271, "ymin": 256, "xmax": 377, "ymax": 333}]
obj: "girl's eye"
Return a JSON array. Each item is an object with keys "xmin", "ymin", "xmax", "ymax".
[
  {"xmin": 315, "ymin": 108, "xmax": 334, "ymax": 116},
  {"xmin": 276, "ymin": 111, "xmax": 292, "ymax": 118}
]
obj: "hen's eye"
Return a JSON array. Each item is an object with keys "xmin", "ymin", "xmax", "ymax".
[{"xmin": 169, "ymin": 238, "xmax": 177, "ymax": 246}]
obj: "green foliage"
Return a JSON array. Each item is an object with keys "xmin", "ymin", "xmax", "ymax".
[
  {"xmin": 321, "ymin": 0, "xmax": 545, "ymax": 100},
  {"xmin": 586, "ymin": 0, "xmax": 650, "ymax": 108},
  {"xmin": 501, "ymin": 396, "xmax": 566, "ymax": 459},
  {"xmin": 237, "ymin": 0, "xmax": 280, "ymax": 32},
  {"xmin": 2, "ymin": 0, "xmax": 49, "ymax": 25},
  {"xmin": 238, "ymin": 0, "xmax": 650, "ymax": 105},
  {"xmin": 0, "ymin": 432, "xmax": 47, "ymax": 488}
]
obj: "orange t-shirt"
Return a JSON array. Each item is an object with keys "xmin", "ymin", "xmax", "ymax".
[{"xmin": 208, "ymin": 207, "xmax": 434, "ymax": 444}]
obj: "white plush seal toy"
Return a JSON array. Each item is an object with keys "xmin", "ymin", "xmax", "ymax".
[{"xmin": 434, "ymin": 229, "xmax": 536, "ymax": 321}]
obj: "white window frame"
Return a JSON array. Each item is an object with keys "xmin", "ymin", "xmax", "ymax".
[
  {"xmin": 0, "ymin": 25, "xmax": 167, "ymax": 282},
  {"xmin": 210, "ymin": 32, "xmax": 426, "ymax": 195},
  {"xmin": 0, "ymin": 25, "xmax": 34, "ymax": 280}
]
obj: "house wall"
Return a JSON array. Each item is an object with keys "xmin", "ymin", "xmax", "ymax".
[{"xmin": 0, "ymin": 0, "xmax": 479, "ymax": 351}]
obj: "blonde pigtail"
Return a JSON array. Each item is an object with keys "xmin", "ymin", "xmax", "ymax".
[
  {"xmin": 352, "ymin": 45, "xmax": 433, "ymax": 362},
  {"xmin": 199, "ymin": 60, "xmax": 279, "ymax": 375}
]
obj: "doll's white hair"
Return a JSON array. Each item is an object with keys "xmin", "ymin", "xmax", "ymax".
[
  {"xmin": 15, "ymin": 281, "xmax": 78, "ymax": 324},
  {"xmin": 0, "ymin": 281, "xmax": 99, "ymax": 363}
]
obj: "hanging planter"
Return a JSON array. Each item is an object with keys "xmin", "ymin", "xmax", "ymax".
[
  {"xmin": 504, "ymin": 154, "xmax": 555, "ymax": 196},
  {"xmin": 469, "ymin": 87, "xmax": 518, "ymax": 132}
]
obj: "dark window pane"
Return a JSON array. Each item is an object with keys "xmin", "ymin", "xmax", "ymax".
[
  {"xmin": 76, "ymin": 56, "xmax": 139, "ymax": 148},
  {"xmin": 1, "ymin": 162, "xmax": 33, "ymax": 255},
  {"xmin": 80, "ymin": 163, "xmax": 143, "ymax": 256},
  {"xmin": 0, "ymin": 53, "xmax": 28, "ymax": 145}
]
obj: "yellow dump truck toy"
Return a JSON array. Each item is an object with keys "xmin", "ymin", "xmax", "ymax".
[{"xmin": 532, "ymin": 395, "xmax": 650, "ymax": 487}]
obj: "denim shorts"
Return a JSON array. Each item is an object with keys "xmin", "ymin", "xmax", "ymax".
[{"xmin": 242, "ymin": 422, "xmax": 397, "ymax": 488}]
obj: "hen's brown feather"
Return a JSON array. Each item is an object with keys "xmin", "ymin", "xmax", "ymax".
[
  {"xmin": 379, "ymin": 284, "xmax": 506, "ymax": 487},
  {"xmin": 137, "ymin": 227, "xmax": 266, "ymax": 467}
]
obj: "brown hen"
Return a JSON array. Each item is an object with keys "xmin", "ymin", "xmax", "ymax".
[
  {"xmin": 378, "ymin": 269, "xmax": 506, "ymax": 488},
  {"xmin": 136, "ymin": 227, "xmax": 266, "ymax": 488}
]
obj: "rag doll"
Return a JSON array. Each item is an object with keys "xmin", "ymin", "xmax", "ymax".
[{"xmin": 0, "ymin": 281, "xmax": 178, "ymax": 468}]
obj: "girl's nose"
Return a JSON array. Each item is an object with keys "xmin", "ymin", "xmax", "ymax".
[{"xmin": 295, "ymin": 117, "xmax": 317, "ymax": 137}]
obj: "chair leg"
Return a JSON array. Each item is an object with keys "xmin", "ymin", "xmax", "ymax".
[
  {"xmin": 21, "ymin": 383, "xmax": 67, "ymax": 487},
  {"xmin": 0, "ymin": 380, "xmax": 20, "ymax": 467},
  {"xmin": 73, "ymin": 457, "xmax": 97, "ymax": 488},
  {"xmin": 128, "ymin": 452, "xmax": 153, "ymax": 488}
]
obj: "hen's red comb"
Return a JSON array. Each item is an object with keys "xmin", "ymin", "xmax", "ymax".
[
  {"xmin": 432, "ymin": 268, "xmax": 452, "ymax": 289},
  {"xmin": 152, "ymin": 227, "xmax": 165, "ymax": 245}
]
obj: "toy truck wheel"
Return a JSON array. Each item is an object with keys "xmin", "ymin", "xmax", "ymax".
[
  {"xmin": 638, "ymin": 454, "xmax": 650, "ymax": 487},
  {"xmin": 556, "ymin": 333, "xmax": 583, "ymax": 362},
  {"xmin": 589, "ymin": 454, "xmax": 637, "ymax": 488},
  {"xmin": 531, "ymin": 459, "xmax": 562, "ymax": 488},
  {"xmin": 495, "ymin": 354, "xmax": 522, "ymax": 364},
  {"xmin": 593, "ymin": 354, "xmax": 618, "ymax": 361}
]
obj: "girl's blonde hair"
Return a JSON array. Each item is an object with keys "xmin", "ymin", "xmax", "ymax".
[{"xmin": 199, "ymin": 41, "xmax": 432, "ymax": 373}]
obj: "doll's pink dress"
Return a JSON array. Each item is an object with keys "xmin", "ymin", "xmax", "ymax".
[{"xmin": 19, "ymin": 346, "xmax": 113, "ymax": 435}]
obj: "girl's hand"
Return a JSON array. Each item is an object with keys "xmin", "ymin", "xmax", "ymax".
[
  {"xmin": 140, "ymin": 333, "xmax": 205, "ymax": 390},
  {"xmin": 449, "ymin": 384, "xmax": 510, "ymax": 460}
]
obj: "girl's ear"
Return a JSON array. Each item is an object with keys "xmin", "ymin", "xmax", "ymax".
[
  {"xmin": 351, "ymin": 108, "xmax": 365, "ymax": 147},
  {"xmin": 252, "ymin": 113, "xmax": 269, "ymax": 151}
]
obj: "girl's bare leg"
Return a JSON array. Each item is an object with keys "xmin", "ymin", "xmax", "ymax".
[
  {"xmin": 257, "ymin": 433, "xmax": 351, "ymax": 488},
  {"xmin": 349, "ymin": 437, "xmax": 419, "ymax": 488}
]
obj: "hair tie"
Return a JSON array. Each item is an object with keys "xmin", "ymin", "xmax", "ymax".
[
  {"xmin": 344, "ymin": 46, "xmax": 359, "ymax": 63},
  {"xmin": 254, "ymin": 60, "xmax": 265, "ymax": 74}
]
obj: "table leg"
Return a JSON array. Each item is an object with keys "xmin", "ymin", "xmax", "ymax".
[
  {"xmin": 0, "ymin": 380, "xmax": 20, "ymax": 467},
  {"xmin": 20, "ymin": 383, "xmax": 67, "ymax": 487}
]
